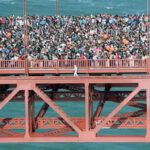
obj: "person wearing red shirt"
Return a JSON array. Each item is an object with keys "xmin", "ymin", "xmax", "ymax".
[{"xmin": 18, "ymin": 57, "xmax": 22, "ymax": 61}]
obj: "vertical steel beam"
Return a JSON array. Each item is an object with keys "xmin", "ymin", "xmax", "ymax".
[
  {"xmin": 85, "ymin": 83, "xmax": 90, "ymax": 131},
  {"xmin": 146, "ymin": 88, "xmax": 150, "ymax": 139},
  {"xmin": 25, "ymin": 90, "xmax": 30, "ymax": 137},
  {"xmin": 80, "ymin": 83, "xmax": 95, "ymax": 138},
  {"xmin": 89, "ymin": 85, "xmax": 94, "ymax": 129}
]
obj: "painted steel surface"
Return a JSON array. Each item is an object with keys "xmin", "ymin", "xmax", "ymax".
[
  {"xmin": 0, "ymin": 59, "xmax": 149, "ymax": 75},
  {"xmin": 0, "ymin": 76, "xmax": 149, "ymax": 142}
]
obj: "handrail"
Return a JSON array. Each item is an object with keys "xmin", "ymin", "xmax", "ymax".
[
  {"xmin": 0, "ymin": 59, "xmax": 148, "ymax": 74},
  {"xmin": 0, "ymin": 60, "xmax": 25, "ymax": 69}
]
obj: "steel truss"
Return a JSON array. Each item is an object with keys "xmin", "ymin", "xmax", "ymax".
[{"xmin": 0, "ymin": 76, "xmax": 149, "ymax": 142}]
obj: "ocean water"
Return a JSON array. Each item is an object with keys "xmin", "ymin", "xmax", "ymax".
[
  {"xmin": 0, "ymin": 0, "xmax": 150, "ymax": 149},
  {"xmin": 0, "ymin": 0, "xmax": 148, "ymax": 16}
]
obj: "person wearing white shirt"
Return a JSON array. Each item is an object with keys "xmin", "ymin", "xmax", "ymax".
[{"xmin": 74, "ymin": 65, "xmax": 78, "ymax": 76}]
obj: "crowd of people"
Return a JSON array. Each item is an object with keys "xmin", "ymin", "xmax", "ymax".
[{"xmin": 0, "ymin": 14, "xmax": 149, "ymax": 61}]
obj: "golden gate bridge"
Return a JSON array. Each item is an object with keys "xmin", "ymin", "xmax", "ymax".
[{"xmin": 0, "ymin": 0, "xmax": 150, "ymax": 143}]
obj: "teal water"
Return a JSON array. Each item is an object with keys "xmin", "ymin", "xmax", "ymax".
[
  {"xmin": 0, "ymin": 0, "xmax": 147, "ymax": 16},
  {"xmin": 1, "ymin": 143, "xmax": 150, "ymax": 150},
  {"xmin": 0, "ymin": 0, "xmax": 150, "ymax": 149}
]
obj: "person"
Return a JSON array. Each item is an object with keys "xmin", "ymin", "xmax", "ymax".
[
  {"xmin": 0, "ymin": 14, "xmax": 148, "ymax": 61},
  {"xmin": 74, "ymin": 65, "xmax": 78, "ymax": 76}
]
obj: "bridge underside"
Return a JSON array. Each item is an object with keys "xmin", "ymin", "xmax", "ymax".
[{"xmin": 0, "ymin": 76, "xmax": 150, "ymax": 143}]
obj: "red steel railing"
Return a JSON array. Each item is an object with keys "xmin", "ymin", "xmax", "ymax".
[
  {"xmin": 0, "ymin": 59, "xmax": 149, "ymax": 74},
  {"xmin": 28, "ymin": 59, "xmax": 147, "ymax": 69},
  {"xmin": 0, "ymin": 60, "xmax": 25, "ymax": 69}
]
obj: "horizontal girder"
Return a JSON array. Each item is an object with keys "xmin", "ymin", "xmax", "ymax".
[
  {"xmin": 0, "ymin": 76, "xmax": 148, "ymax": 85},
  {"xmin": 0, "ymin": 117, "xmax": 146, "ymax": 129},
  {"xmin": 0, "ymin": 91, "xmax": 146, "ymax": 102},
  {"xmin": 32, "ymin": 127, "xmax": 74, "ymax": 137}
]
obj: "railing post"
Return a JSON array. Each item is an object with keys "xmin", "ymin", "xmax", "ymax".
[
  {"xmin": 149, "ymin": 58, "xmax": 150, "ymax": 74},
  {"xmin": 147, "ymin": 58, "xmax": 150, "ymax": 74},
  {"xmin": 0, "ymin": 61, "xmax": 1, "ymax": 69},
  {"xmin": 146, "ymin": 58, "xmax": 148, "ymax": 74},
  {"xmin": 117, "ymin": 58, "xmax": 119, "ymax": 73},
  {"xmin": 25, "ymin": 59, "xmax": 29, "ymax": 76},
  {"xmin": 86, "ymin": 59, "xmax": 89, "ymax": 74},
  {"xmin": 56, "ymin": 59, "xmax": 58, "ymax": 74}
]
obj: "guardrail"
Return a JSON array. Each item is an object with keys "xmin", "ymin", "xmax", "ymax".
[
  {"xmin": 0, "ymin": 60, "xmax": 25, "ymax": 69},
  {"xmin": 0, "ymin": 59, "xmax": 149, "ymax": 74},
  {"xmin": 28, "ymin": 59, "xmax": 148, "ymax": 69}
]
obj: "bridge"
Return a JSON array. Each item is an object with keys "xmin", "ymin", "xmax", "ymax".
[
  {"xmin": 0, "ymin": 0, "xmax": 149, "ymax": 143},
  {"xmin": 0, "ymin": 59, "xmax": 150, "ymax": 143}
]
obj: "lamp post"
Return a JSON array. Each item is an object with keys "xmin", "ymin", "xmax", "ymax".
[
  {"xmin": 56, "ymin": 0, "xmax": 59, "ymax": 16},
  {"xmin": 23, "ymin": 0, "xmax": 28, "ymax": 75},
  {"xmin": 147, "ymin": 0, "xmax": 150, "ymax": 56},
  {"xmin": 23, "ymin": 0, "xmax": 28, "ymax": 57}
]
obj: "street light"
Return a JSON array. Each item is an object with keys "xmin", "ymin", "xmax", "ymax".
[
  {"xmin": 56, "ymin": 0, "xmax": 59, "ymax": 16},
  {"xmin": 23, "ymin": 0, "xmax": 29, "ymax": 75},
  {"xmin": 147, "ymin": 0, "xmax": 150, "ymax": 56},
  {"xmin": 23, "ymin": 0, "xmax": 28, "ymax": 57}
]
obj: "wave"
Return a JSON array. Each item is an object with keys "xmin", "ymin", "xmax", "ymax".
[
  {"xmin": 76, "ymin": 0, "xmax": 95, "ymax": 4},
  {"xmin": 10, "ymin": 1, "xmax": 15, "ymax": 5},
  {"xmin": 105, "ymin": 7, "xmax": 114, "ymax": 10},
  {"xmin": 1, "ymin": 0, "xmax": 14, "ymax": 3},
  {"xmin": 1, "ymin": 0, "xmax": 15, "ymax": 5}
]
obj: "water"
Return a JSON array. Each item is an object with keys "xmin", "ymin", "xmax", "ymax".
[
  {"xmin": 1, "ymin": 143, "xmax": 150, "ymax": 150},
  {"xmin": 0, "ymin": 0, "xmax": 150, "ymax": 149},
  {"xmin": 0, "ymin": 0, "xmax": 147, "ymax": 16}
]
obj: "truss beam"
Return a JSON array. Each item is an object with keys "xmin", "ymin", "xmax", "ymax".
[{"xmin": 0, "ymin": 76, "xmax": 149, "ymax": 142}]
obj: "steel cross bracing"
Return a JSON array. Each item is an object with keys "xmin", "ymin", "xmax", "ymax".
[
  {"xmin": 0, "ymin": 75, "xmax": 149, "ymax": 143},
  {"xmin": 0, "ymin": 90, "xmax": 146, "ymax": 102}
]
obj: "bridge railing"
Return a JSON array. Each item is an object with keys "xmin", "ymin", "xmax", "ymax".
[
  {"xmin": 0, "ymin": 60, "xmax": 25, "ymax": 69},
  {"xmin": 118, "ymin": 59, "xmax": 147, "ymax": 68},
  {"xmin": 55, "ymin": 59, "xmax": 147, "ymax": 69},
  {"xmin": 28, "ymin": 60, "xmax": 57, "ymax": 69},
  {"xmin": 0, "ymin": 59, "xmax": 148, "ymax": 72},
  {"xmin": 58, "ymin": 59, "xmax": 88, "ymax": 68},
  {"xmin": 28, "ymin": 59, "xmax": 147, "ymax": 69}
]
